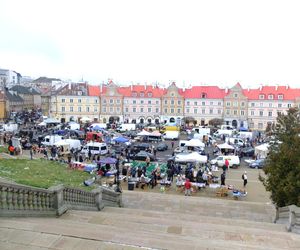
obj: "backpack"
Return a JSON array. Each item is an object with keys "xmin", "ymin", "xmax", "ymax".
[{"xmin": 242, "ymin": 174, "xmax": 244, "ymax": 180}]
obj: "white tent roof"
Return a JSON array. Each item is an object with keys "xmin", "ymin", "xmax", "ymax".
[
  {"xmin": 217, "ymin": 143, "xmax": 235, "ymax": 150},
  {"xmin": 80, "ymin": 117, "xmax": 91, "ymax": 122},
  {"xmin": 151, "ymin": 131, "xmax": 161, "ymax": 136},
  {"xmin": 137, "ymin": 130, "xmax": 152, "ymax": 136},
  {"xmin": 255, "ymin": 143, "xmax": 269, "ymax": 152},
  {"xmin": 54, "ymin": 140, "xmax": 70, "ymax": 146},
  {"xmin": 38, "ymin": 121, "xmax": 46, "ymax": 126},
  {"xmin": 185, "ymin": 139, "xmax": 205, "ymax": 148},
  {"xmin": 175, "ymin": 152, "xmax": 207, "ymax": 163},
  {"xmin": 44, "ymin": 118, "xmax": 60, "ymax": 124}
]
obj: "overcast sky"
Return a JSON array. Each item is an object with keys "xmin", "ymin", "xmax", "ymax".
[{"xmin": 1, "ymin": 0, "xmax": 300, "ymax": 88}]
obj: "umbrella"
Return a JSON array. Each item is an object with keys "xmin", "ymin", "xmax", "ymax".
[
  {"xmin": 93, "ymin": 125, "xmax": 103, "ymax": 131},
  {"xmin": 114, "ymin": 137, "xmax": 129, "ymax": 143},
  {"xmin": 98, "ymin": 157, "xmax": 117, "ymax": 164}
]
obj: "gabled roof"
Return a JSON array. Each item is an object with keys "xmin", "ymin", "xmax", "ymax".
[
  {"xmin": 10, "ymin": 85, "xmax": 40, "ymax": 95},
  {"xmin": 5, "ymin": 89, "xmax": 24, "ymax": 102},
  {"xmin": 118, "ymin": 85, "xmax": 165, "ymax": 98},
  {"xmin": 88, "ymin": 85, "xmax": 101, "ymax": 96},
  {"xmin": 243, "ymin": 86, "xmax": 300, "ymax": 100},
  {"xmin": 33, "ymin": 77, "xmax": 61, "ymax": 83},
  {"xmin": 182, "ymin": 86, "xmax": 226, "ymax": 99}
]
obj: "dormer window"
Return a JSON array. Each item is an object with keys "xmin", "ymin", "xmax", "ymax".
[
  {"xmin": 201, "ymin": 93, "xmax": 207, "ymax": 98},
  {"xmin": 147, "ymin": 92, "xmax": 152, "ymax": 97},
  {"xmin": 140, "ymin": 92, "xmax": 144, "ymax": 97},
  {"xmin": 132, "ymin": 91, "xmax": 137, "ymax": 97},
  {"xmin": 268, "ymin": 94, "xmax": 274, "ymax": 100},
  {"xmin": 278, "ymin": 94, "xmax": 283, "ymax": 100},
  {"xmin": 259, "ymin": 94, "xmax": 265, "ymax": 100}
]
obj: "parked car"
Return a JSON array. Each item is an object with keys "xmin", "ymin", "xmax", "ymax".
[
  {"xmin": 240, "ymin": 147, "xmax": 255, "ymax": 157},
  {"xmin": 122, "ymin": 130, "xmax": 137, "ymax": 139},
  {"xmin": 133, "ymin": 151, "xmax": 155, "ymax": 161},
  {"xmin": 249, "ymin": 159, "xmax": 266, "ymax": 169},
  {"xmin": 132, "ymin": 143, "xmax": 151, "ymax": 152},
  {"xmin": 156, "ymin": 142, "xmax": 168, "ymax": 151}
]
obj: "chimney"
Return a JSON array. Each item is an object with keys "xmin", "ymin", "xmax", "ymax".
[
  {"xmin": 275, "ymin": 85, "xmax": 278, "ymax": 91},
  {"xmin": 68, "ymin": 83, "xmax": 71, "ymax": 90},
  {"xmin": 259, "ymin": 84, "xmax": 263, "ymax": 91},
  {"xmin": 225, "ymin": 87, "xmax": 228, "ymax": 93},
  {"xmin": 286, "ymin": 84, "xmax": 289, "ymax": 90},
  {"xmin": 144, "ymin": 82, "xmax": 147, "ymax": 90},
  {"xmin": 247, "ymin": 86, "xmax": 250, "ymax": 92},
  {"xmin": 100, "ymin": 83, "xmax": 103, "ymax": 93},
  {"xmin": 130, "ymin": 83, "xmax": 133, "ymax": 91}
]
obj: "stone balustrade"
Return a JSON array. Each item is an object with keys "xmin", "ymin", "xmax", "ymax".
[
  {"xmin": 275, "ymin": 205, "xmax": 300, "ymax": 234},
  {"xmin": 0, "ymin": 181, "xmax": 122, "ymax": 217}
]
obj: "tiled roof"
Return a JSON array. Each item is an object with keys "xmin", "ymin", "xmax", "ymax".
[
  {"xmin": 5, "ymin": 89, "xmax": 24, "ymax": 102},
  {"xmin": 182, "ymin": 86, "xmax": 226, "ymax": 99},
  {"xmin": 243, "ymin": 86, "xmax": 300, "ymax": 100},
  {"xmin": 118, "ymin": 85, "xmax": 165, "ymax": 98},
  {"xmin": 88, "ymin": 85, "xmax": 101, "ymax": 96},
  {"xmin": 10, "ymin": 85, "xmax": 40, "ymax": 95}
]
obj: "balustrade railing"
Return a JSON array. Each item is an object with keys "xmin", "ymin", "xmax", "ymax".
[{"xmin": 0, "ymin": 181, "xmax": 122, "ymax": 217}]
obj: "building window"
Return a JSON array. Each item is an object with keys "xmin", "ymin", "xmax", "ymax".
[
  {"xmin": 194, "ymin": 101, "xmax": 197, "ymax": 106},
  {"xmin": 259, "ymin": 111, "xmax": 264, "ymax": 116},
  {"xmin": 156, "ymin": 108, "xmax": 159, "ymax": 113},
  {"xmin": 164, "ymin": 100, "xmax": 168, "ymax": 105},
  {"xmin": 140, "ymin": 92, "xmax": 144, "ymax": 97},
  {"xmin": 186, "ymin": 101, "xmax": 190, "ymax": 105},
  {"xmin": 269, "ymin": 103, "xmax": 272, "ymax": 107},
  {"xmin": 177, "ymin": 108, "xmax": 181, "ymax": 113},
  {"xmin": 170, "ymin": 108, "xmax": 174, "ymax": 113},
  {"xmin": 202, "ymin": 109, "xmax": 205, "ymax": 114},
  {"xmin": 148, "ymin": 107, "xmax": 151, "ymax": 112},
  {"xmin": 194, "ymin": 109, "xmax": 197, "ymax": 114},
  {"xmin": 287, "ymin": 103, "xmax": 292, "ymax": 108},
  {"xmin": 102, "ymin": 107, "xmax": 106, "ymax": 112},
  {"xmin": 241, "ymin": 110, "xmax": 245, "ymax": 116},
  {"xmin": 178, "ymin": 100, "xmax": 181, "ymax": 105},
  {"xmin": 125, "ymin": 107, "xmax": 129, "ymax": 113},
  {"xmin": 251, "ymin": 110, "xmax": 254, "ymax": 116},
  {"xmin": 201, "ymin": 93, "xmax": 207, "ymax": 98},
  {"xmin": 86, "ymin": 107, "xmax": 90, "ymax": 112},
  {"xmin": 86, "ymin": 99, "xmax": 89, "ymax": 104},
  {"xmin": 132, "ymin": 92, "xmax": 137, "ymax": 97},
  {"xmin": 61, "ymin": 107, "xmax": 65, "ymax": 112},
  {"xmin": 258, "ymin": 123, "xmax": 263, "ymax": 129},
  {"xmin": 61, "ymin": 98, "xmax": 65, "ymax": 103},
  {"xmin": 268, "ymin": 94, "xmax": 274, "ymax": 99},
  {"xmin": 241, "ymin": 102, "xmax": 245, "ymax": 107},
  {"xmin": 268, "ymin": 111, "xmax": 272, "ymax": 117},
  {"xmin": 226, "ymin": 102, "xmax": 230, "ymax": 107},
  {"xmin": 147, "ymin": 92, "xmax": 152, "ymax": 97},
  {"xmin": 171, "ymin": 100, "xmax": 175, "ymax": 105},
  {"xmin": 70, "ymin": 106, "xmax": 73, "ymax": 112},
  {"xmin": 259, "ymin": 94, "xmax": 265, "ymax": 99},
  {"xmin": 233, "ymin": 110, "xmax": 238, "ymax": 115},
  {"xmin": 148, "ymin": 100, "xmax": 151, "ymax": 104},
  {"xmin": 260, "ymin": 103, "xmax": 263, "ymax": 107},
  {"xmin": 226, "ymin": 109, "xmax": 230, "ymax": 115},
  {"xmin": 251, "ymin": 103, "xmax": 255, "ymax": 107},
  {"xmin": 186, "ymin": 108, "xmax": 190, "ymax": 113},
  {"xmin": 140, "ymin": 108, "xmax": 144, "ymax": 112},
  {"xmin": 202, "ymin": 101, "xmax": 205, "ymax": 106},
  {"xmin": 70, "ymin": 99, "xmax": 73, "ymax": 103},
  {"xmin": 116, "ymin": 99, "xmax": 120, "ymax": 104},
  {"xmin": 249, "ymin": 122, "xmax": 254, "ymax": 128},
  {"xmin": 233, "ymin": 102, "xmax": 238, "ymax": 107},
  {"xmin": 156, "ymin": 100, "xmax": 159, "ymax": 104},
  {"xmin": 218, "ymin": 109, "xmax": 221, "ymax": 114},
  {"xmin": 218, "ymin": 102, "xmax": 221, "ymax": 106},
  {"xmin": 278, "ymin": 94, "xmax": 283, "ymax": 99},
  {"xmin": 78, "ymin": 99, "xmax": 81, "ymax": 103},
  {"xmin": 234, "ymin": 93, "xmax": 238, "ymax": 98},
  {"xmin": 95, "ymin": 99, "xmax": 98, "ymax": 103},
  {"xmin": 103, "ymin": 99, "xmax": 106, "ymax": 104},
  {"xmin": 78, "ymin": 107, "xmax": 82, "ymax": 112},
  {"xmin": 210, "ymin": 101, "xmax": 213, "ymax": 106},
  {"xmin": 116, "ymin": 107, "xmax": 120, "ymax": 112},
  {"xmin": 209, "ymin": 109, "xmax": 213, "ymax": 114},
  {"xmin": 133, "ymin": 107, "xmax": 136, "ymax": 112},
  {"xmin": 110, "ymin": 107, "xmax": 113, "ymax": 112},
  {"xmin": 278, "ymin": 103, "xmax": 282, "ymax": 108},
  {"xmin": 277, "ymin": 111, "xmax": 282, "ymax": 116},
  {"xmin": 132, "ymin": 100, "xmax": 136, "ymax": 104},
  {"xmin": 110, "ymin": 99, "xmax": 113, "ymax": 104},
  {"xmin": 164, "ymin": 108, "xmax": 167, "ymax": 113},
  {"xmin": 94, "ymin": 107, "xmax": 98, "ymax": 112}
]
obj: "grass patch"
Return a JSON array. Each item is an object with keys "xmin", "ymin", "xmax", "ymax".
[
  {"xmin": 0, "ymin": 159, "xmax": 94, "ymax": 190},
  {"xmin": 0, "ymin": 145, "xmax": 8, "ymax": 154}
]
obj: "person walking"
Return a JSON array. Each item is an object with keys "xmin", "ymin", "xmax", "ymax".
[
  {"xmin": 29, "ymin": 148, "xmax": 33, "ymax": 160},
  {"xmin": 224, "ymin": 159, "xmax": 229, "ymax": 171},
  {"xmin": 242, "ymin": 171, "xmax": 248, "ymax": 187},
  {"xmin": 221, "ymin": 172, "xmax": 226, "ymax": 186},
  {"xmin": 184, "ymin": 178, "xmax": 192, "ymax": 196},
  {"xmin": 171, "ymin": 140, "xmax": 174, "ymax": 149}
]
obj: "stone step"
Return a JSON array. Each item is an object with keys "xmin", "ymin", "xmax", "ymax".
[{"xmin": 1, "ymin": 214, "xmax": 299, "ymax": 249}]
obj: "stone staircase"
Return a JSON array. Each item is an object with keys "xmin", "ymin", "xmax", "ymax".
[{"xmin": 1, "ymin": 191, "xmax": 300, "ymax": 249}]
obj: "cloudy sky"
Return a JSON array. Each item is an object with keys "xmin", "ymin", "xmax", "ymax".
[{"xmin": 1, "ymin": 0, "xmax": 300, "ymax": 88}]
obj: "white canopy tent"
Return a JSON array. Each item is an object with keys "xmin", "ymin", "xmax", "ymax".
[
  {"xmin": 137, "ymin": 130, "xmax": 152, "ymax": 136},
  {"xmin": 217, "ymin": 143, "xmax": 235, "ymax": 150},
  {"xmin": 185, "ymin": 139, "xmax": 205, "ymax": 148},
  {"xmin": 255, "ymin": 143, "xmax": 269, "ymax": 159},
  {"xmin": 80, "ymin": 117, "xmax": 92, "ymax": 123},
  {"xmin": 175, "ymin": 152, "xmax": 208, "ymax": 164}
]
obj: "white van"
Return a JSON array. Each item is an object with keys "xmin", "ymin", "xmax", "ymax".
[
  {"xmin": 81, "ymin": 142, "xmax": 108, "ymax": 155},
  {"xmin": 210, "ymin": 155, "xmax": 240, "ymax": 169},
  {"xmin": 118, "ymin": 123, "xmax": 136, "ymax": 132},
  {"xmin": 192, "ymin": 127, "xmax": 210, "ymax": 135},
  {"xmin": 214, "ymin": 129, "xmax": 233, "ymax": 138},
  {"xmin": 225, "ymin": 137, "xmax": 244, "ymax": 146},
  {"xmin": 163, "ymin": 131, "xmax": 179, "ymax": 140},
  {"xmin": 42, "ymin": 135, "xmax": 63, "ymax": 146}
]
